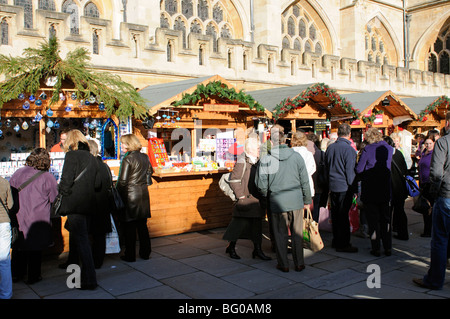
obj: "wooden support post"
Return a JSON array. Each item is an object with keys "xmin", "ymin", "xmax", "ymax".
[{"xmin": 39, "ymin": 119, "xmax": 46, "ymax": 149}]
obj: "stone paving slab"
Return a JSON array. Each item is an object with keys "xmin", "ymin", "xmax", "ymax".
[
  {"xmin": 221, "ymin": 269, "xmax": 294, "ymax": 294},
  {"xmin": 161, "ymin": 271, "xmax": 255, "ymax": 299}
]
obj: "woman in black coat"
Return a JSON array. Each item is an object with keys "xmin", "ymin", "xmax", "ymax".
[
  {"xmin": 87, "ymin": 140, "xmax": 112, "ymax": 268},
  {"xmin": 116, "ymin": 134, "xmax": 152, "ymax": 262},
  {"xmin": 384, "ymin": 136, "xmax": 409, "ymax": 240},
  {"xmin": 58, "ymin": 129, "xmax": 100, "ymax": 290},
  {"xmin": 223, "ymin": 137, "xmax": 271, "ymax": 261}
]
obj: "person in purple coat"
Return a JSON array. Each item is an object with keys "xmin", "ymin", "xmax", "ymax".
[
  {"xmin": 356, "ymin": 128, "xmax": 393, "ymax": 257},
  {"xmin": 418, "ymin": 135, "xmax": 436, "ymax": 237},
  {"xmin": 9, "ymin": 148, "xmax": 58, "ymax": 284}
]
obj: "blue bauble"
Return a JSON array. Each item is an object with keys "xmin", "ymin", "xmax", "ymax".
[
  {"xmin": 29, "ymin": 95, "xmax": 36, "ymax": 102},
  {"xmin": 35, "ymin": 99, "xmax": 42, "ymax": 106},
  {"xmin": 46, "ymin": 109, "xmax": 54, "ymax": 117},
  {"xmin": 47, "ymin": 120, "xmax": 54, "ymax": 128},
  {"xmin": 23, "ymin": 101, "xmax": 30, "ymax": 110}
]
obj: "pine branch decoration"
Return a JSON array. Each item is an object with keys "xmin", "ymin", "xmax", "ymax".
[{"xmin": 0, "ymin": 38, "xmax": 148, "ymax": 119}]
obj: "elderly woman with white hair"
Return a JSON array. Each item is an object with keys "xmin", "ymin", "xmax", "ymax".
[{"xmin": 223, "ymin": 137, "xmax": 271, "ymax": 261}]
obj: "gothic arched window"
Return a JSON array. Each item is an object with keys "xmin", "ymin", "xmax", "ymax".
[
  {"xmin": 84, "ymin": 2, "xmax": 99, "ymax": 18},
  {"xmin": 428, "ymin": 23, "xmax": 450, "ymax": 75},
  {"xmin": 198, "ymin": 0, "xmax": 208, "ymax": 21},
  {"xmin": 39, "ymin": 0, "xmax": 56, "ymax": 11},
  {"xmin": 62, "ymin": 0, "xmax": 79, "ymax": 35},
  {"xmin": 1, "ymin": 19, "xmax": 8, "ymax": 45},
  {"xmin": 15, "ymin": 0, "xmax": 33, "ymax": 29},
  {"xmin": 182, "ymin": 0, "xmax": 193, "ymax": 19},
  {"xmin": 174, "ymin": 17, "xmax": 186, "ymax": 48},
  {"xmin": 93, "ymin": 30, "xmax": 99, "ymax": 54},
  {"xmin": 165, "ymin": 0, "xmax": 177, "ymax": 16}
]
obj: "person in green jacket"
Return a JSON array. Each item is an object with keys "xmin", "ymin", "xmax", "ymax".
[{"xmin": 255, "ymin": 124, "xmax": 312, "ymax": 273}]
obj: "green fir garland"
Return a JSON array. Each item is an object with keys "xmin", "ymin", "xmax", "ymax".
[
  {"xmin": 172, "ymin": 80, "xmax": 265, "ymax": 112},
  {"xmin": 418, "ymin": 95, "xmax": 450, "ymax": 122},
  {"xmin": 362, "ymin": 109, "xmax": 384, "ymax": 124},
  {"xmin": 0, "ymin": 38, "xmax": 148, "ymax": 119},
  {"xmin": 271, "ymin": 83, "xmax": 360, "ymax": 120}
]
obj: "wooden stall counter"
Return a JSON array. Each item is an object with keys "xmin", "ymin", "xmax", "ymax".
[{"xmin": 147, "ymin": 169, "xmax": 234, "ymax": 238}]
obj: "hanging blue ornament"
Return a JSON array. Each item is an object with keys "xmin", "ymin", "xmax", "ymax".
[
  {"xmin": 65, "ymin": 104, "xmax": 73, "ymax": 112},
  {"xmin": 0, "ymin": 129, "xmax": 2, "ymax": 137},
  {"xmin": 23, "ymin": 101, "xmax": 30, "ymax": 110},
  {"xmin": 98, "ymin": 102, "xmax": 105, "ymax": 111},
  {"xmin": 176, "ymin": 117, "xmax": 181, "ymax": 121},
  {"xmin": 47, "ymin": 120, "xmax": 54, "ymax": 128},
  {"xmin": 22, "ymin": 121, "xmax": 29, "ymax": 130},
  {"xmin": 46, "ymin": 108, "xmax": 54, "ymax": 117},
  {"xmin": 85, "ymin": 100, "xmax": 90, "ymax": 106},
  {"xmin": 13, "ymin": 124, "xmax": 20, "ymax": 132},
  {"xmin": 29, "ymin": 95, "xmax": 36, "ymax": 102},
  {"xmin": 6, "ymin": 119, "xmax": 11, "ymax": 127},
  {"xmin": 39, "ymin": 93, "xmax": 47, "ymax": 100},
  {"xmin": 35, "ymin": 99, "xmax": 42, "ymax": 106},
  {"xmin": 162, "ymin": 114, "xmax": 167, "ymax": 118},
  {"xmin": 54, "ymin": 120, "xmax": 60, "ymax": 129},
  {"xmin": 83, "ymin": 120, "xmax": 90, "ymax": 128},
  {"xmin": 18, "ymin": 93, "xmax": 25, "ymax": 100},
  {"xmin": 34, "ymin": 112, "xmax": 43, "ymax": 122}
]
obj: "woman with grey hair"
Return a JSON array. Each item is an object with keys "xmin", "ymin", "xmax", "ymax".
[{"xmin": 223, "ymin": 137, "xmax": 271, "ymax": 261}]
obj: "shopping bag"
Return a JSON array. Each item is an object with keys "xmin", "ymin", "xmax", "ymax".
[
  {"xmin": 318, "ymin": 206, "xmax": 332, "ymax": 232},
  {"xmin": 412, "ymin": 193, "xmax": 431, "ymax": 215},
  {"xmin": 303, "ymin": 208, "xmax": 324, "ymax": 252},
  {"xmin": 349, "ymin": 196, "xmax": 360, "ymax": 233},
  {"xmin": 105, "ymin": 215, "xmax": 121, "ymax": 254}
]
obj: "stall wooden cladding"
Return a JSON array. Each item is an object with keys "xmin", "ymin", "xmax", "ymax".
[{"xmin": 147, "ymin": 173, "xmax": 233, "ymax": 237}]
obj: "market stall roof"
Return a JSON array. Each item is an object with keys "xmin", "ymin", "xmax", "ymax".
[
  {"xmin": 139, "ymin": 75, "xmax": 269, "ymax": 117},
  {"xmin": 341, "ymin": 90, "xmax": 418, "ymax": 124},
  {"xmin": 402, "ymin": 95, "xmax": 449, "ymax": 122},
  {"xmin": 248, "ymin": 83, "xmax": 359, "ymax": 121}
]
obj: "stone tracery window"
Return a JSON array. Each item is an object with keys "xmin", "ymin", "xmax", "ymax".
[
  {"xmin": 365, "ymin": 24, "xmax": 388, "ymax": 65},
  {"xmin": 62, "ymin": 0, "xmax": 79, "ymax": 35},
  {"xmin": 84, "ymin": 2, "xmax": 99, "ymax": 18},
  {"xmin": 15, "ymin": 0, "xmax": 33, "ymax": 29},
  {"xmin": 428, "ymin": 22, "xmax": 450, "ymax": 74},
  {"xmin": 161, "ymin": 0, "xmax": 235, "ymax": 54},
  {"xmin": 1, "ymin": 19, "xmax": 8, "ymax": 45},
  {"xmin": 39, "ymin": 0, "xmax": 56, "ymax": 11},
  {"xmin": 281, "ymin": 4, "xmax": 324, "ymax": 55}
]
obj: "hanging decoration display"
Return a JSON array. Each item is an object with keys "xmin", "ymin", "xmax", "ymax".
[
  {"xmin": 418, "ymin": 95, "xmax": 450, "ymax": 122},
  {"xmin": 271, "ymin": 83, "xmax": 360, "ymax": 121},
  {"xmin": 153, "ymin": 109, "xmax": 181, "ymax": 128}
]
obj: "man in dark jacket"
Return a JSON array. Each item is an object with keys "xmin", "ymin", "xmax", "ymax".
[
  {"xmin": 255, "ymin": 125, "xmax": 312, "ymax": 272},
  {"xmin": 414, "ymin": 112, "xmax": 450, "ymax": 290},
  {"xmin": 325, "ymin": 123, "xmax": 358, "ymax": 253}
]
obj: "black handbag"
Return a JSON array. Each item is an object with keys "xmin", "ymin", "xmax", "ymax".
[
  {"xmin": 52, "ymin": 165, "xmax": 89, "ymax": 217},
  {"xmin": 412, "ymin": 193, "xmax": 431, "ymax": 215},
  {"xmin": 109, "ymin": 187, "xmax": 125, "ymax": 212}
]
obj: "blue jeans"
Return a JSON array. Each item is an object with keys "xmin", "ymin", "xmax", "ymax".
[
  {"xmin": 423, "ymin": 197, "xmax": 450, "ymax": 289},
  {"xmin": 0, "ymin": 223, "xmax": 12, "ymax": 299}
]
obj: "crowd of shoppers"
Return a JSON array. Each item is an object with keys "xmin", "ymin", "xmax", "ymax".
[{"xmin": 1, "ymin": 119, "xmax": 449, "ymax": 297}]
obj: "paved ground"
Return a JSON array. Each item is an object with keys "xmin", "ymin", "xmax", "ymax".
[{"xmin": 10, "ymin": 198, "xmax": 450, "ymax": 300}]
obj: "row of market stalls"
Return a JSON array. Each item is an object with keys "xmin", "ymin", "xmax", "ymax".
[{"xmin": 1, "ymin": 71, "xmax": 449, "ymax": 251}]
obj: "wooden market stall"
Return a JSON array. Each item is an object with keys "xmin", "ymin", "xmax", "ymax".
[
  {"xmin": 0, "ymin": 39, "xmax": 147, "ymax": 254},
  {"xmin": 248, "ymin": 83, "xmax": 360, "ymax": 138},
  {"xmin": 342, "ymin": 91, "xmax": 418, "ymax": 147},
  {"xmin": 402, "ymin": 95, "xmax": 450, "ymax": 134},
  {"xmin": 135, "ymin": 75, "xmax": 269, "ymax": 238}
]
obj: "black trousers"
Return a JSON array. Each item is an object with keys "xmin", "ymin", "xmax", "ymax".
[
  {"xmin": 11, "ymin": 249, "xmax": 42, "ymax": 282},
  {"xmin": 365, "ymin": 202, "xmax": 391, "ymax": 252},
  {"xmin": 122, "ymin": 219, "xmax": 151, "ymax": 261},
  {"xmin": 66, "ymin": 214, "xmax": 97, "ymax": 286},
  {"xmin": 330, "ymin": 190, "xmax": 353, "ymax": 249},
  {"xmin": 391, "ymin": 199, "xmax": 408, "ymax": 239}
]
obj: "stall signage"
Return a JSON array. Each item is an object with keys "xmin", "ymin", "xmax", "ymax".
[
  {"xmin": 203, "ymin": 104, "xmax": 239, "ymax": 113},
  {"xmin": 314, "ymin": 119, "xmax": 328, "ymax": 131}
]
